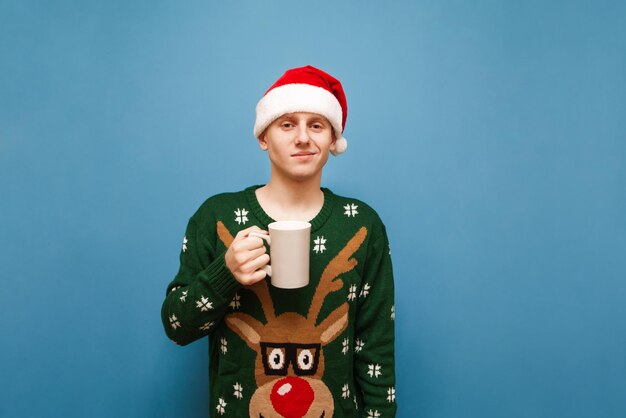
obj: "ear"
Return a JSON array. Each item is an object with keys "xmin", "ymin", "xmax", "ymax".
[
  {"xmin": 225, "ymin": 313, "xmax": 265, "ymax": 348},
  {"xmin": 258, "ymin": 133, "xmax": 268, "ymax": 151},
  {"xmin": 329, "ymin": 132, "xmax": 337, "ymax": 153},
  {"xmin": 318, "ymin": 303, "xmax": 349, "ymax": 345}
]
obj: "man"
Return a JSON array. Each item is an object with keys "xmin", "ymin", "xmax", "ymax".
[{"xmin": 161, "ymin": 65, "xmax": 396, "ymax": 417}]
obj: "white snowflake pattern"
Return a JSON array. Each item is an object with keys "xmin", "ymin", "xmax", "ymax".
[
  {"xmin": 233, "ymin": 382, "xmax": 243, "ymax": 399},
  {"xmin": 367, "ymin": 410, "xmax": 381, "ymax": 418},
  {"xmin": 359, "ymin": 283, "xmax": 371, "ymax": 298},
  {"xmin": 199, "ymin": 321, "xmax": 214, "ymax": 331},
  {"xmin": 341, "ymin": 384, "xmax": 350, "ymax": 399},
  {"xmin": 196, "ymin": 296, "xmax": 213, "ymax": 312},
  {"xmin": 182, "ymin": 236, "xmax": 188, "ymax": 252},
  {"xmin": 344, "ymin": 203, "xmax": 359, "ymax": 217},
  {"xmin": 216, "ymin": 398, "xmax": 227, "ymax": 415},
  {"xmin": 347, "ymin": 284, "xmax": 357, "ymax": 301},
  {"xmin": 179, "ymin": 290, "xmax": 188, "ymax": 303},
  {"xmin": 354, "ymin": 395, "xmax": 358, "ymax": 410},
  {"xmin": 313, "ymin": 236, "xmax": 327, "ymax": 254},
  {"xmin": 234, "ymin": 208, "xmax": 249, "ymax": 225},
  {"xmin": 169, "ymin": 314, "xmax": 181, "ymax": 330},
  {"xmin": 220, "ymin": 337, "xmax": 228, "ymax": 354},
  {"xmin": 391, "ymin": 305, "xmax": 395, "ymax": 320},
  {"xmin": 367, "ymin": 364, "xmax": 382, "ymax": 378},
  {"xmin": 355, "ymin": 339, "xmax": 365, "ymax": 353},
  {"xmin": 387, "ymin": 387, "xmax": 396, "ymax": 403},
  {"xmin": 229, "ymin": 293, "xmax": 241, "ymax": 309},
  {"xmin": 342, "ymin": 337, "xmax": 349, "ymax": 355}
]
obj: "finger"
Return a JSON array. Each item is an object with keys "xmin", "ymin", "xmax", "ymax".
[
  {"xmin": 236, "ymin": 225, "xmax": 267, "ymax": 238},
  {"xmin": 236, "ymin": 236, "xmax": 268, "ymax": 251},
  {"xmin": 239, "ymin": 268, "xmax": 267, "ymax": 286},
  {"xmin": 249, "ymin": 268, "xmax": 268, "ymax": 283},
  {"xmin": 233, "ymin": 228, "xmax": 268, "ymax": 246},
  {"xmin": 230, "ymin": 245, "xmax": 266, "ymax": 271},
  {"xmin": 232, "ymin": 246, "xmax": 266, "ymax": 267},
  {"xmin": 240, "ymin": 253, "xmax": 270, "ymax": 273},
  {"xmin": 246, "ymin": 246, "xmax": 267, "ymax": 259}
]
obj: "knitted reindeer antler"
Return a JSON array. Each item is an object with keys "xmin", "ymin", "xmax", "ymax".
[{"xmin": 307, "ymin": 226, "xmax": 368, "ymax": 323}]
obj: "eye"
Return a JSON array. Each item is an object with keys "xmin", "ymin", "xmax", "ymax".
[
  {"xmin": 281, "ymin": 121, "xmax": 294, "ymax": 129},
  {"xmin": 297, "ymin": 349, "xmax": 314, "ymax": 370},
  {"xmin": 268, "ymin": 348, "xmax": 285, "ymax": 370}
]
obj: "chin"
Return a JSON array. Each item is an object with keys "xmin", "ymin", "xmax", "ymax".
[{"xmin": 284, "ymin": 170, "xmax": 323, "ymax": 183}]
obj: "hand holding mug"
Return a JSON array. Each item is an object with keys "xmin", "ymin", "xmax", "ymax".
[{"xmin": 225, "ymin": 226, "xmax": 271, "ymax": 286}]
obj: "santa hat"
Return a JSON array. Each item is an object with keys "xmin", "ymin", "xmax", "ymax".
[{"xmin": 254, "ymin": 65, "xmax": 348, "ymax": 156}]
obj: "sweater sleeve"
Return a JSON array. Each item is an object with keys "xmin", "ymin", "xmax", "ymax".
[
  {"xmin": 354, "ymin": 224, "xmax": 397, "ymax": 417},
  {"xmin": 161, "ymin": 216, "xmax": 241, "ymax": 346}
]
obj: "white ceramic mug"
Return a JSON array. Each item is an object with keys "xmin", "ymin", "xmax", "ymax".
[{"xmin": 249, "ymin": 220, "xmax": 311, "ymax": 289}]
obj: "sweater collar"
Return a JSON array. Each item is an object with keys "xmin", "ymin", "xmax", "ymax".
[{"xmin": 245, "ymin": 185, "xmax": 335, "ymax": 232}]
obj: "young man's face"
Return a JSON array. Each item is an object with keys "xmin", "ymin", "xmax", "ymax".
[{"xmin": 259, "ymin": 112, "xmax": 337, "ymax": 183}]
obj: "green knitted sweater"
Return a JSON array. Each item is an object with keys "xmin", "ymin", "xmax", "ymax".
[{"xmin": 161, "ymin": 185, "xmax": 396, "ymax": 417}]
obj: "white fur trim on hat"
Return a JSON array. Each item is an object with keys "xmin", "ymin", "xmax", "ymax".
[
  {"xmin": 331, "ymin": 136, "xmax": 347, "ymax": 156},
  {"xmin": 254, "ymin": 83, "xmax": 347, "ymax": 155}
]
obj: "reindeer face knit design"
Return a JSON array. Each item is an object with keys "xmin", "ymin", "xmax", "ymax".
[{"xmin": 161, "ymin": 185, "xmax": 396, "ymax": 417}]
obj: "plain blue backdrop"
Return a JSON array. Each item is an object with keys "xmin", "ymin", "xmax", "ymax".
[{"xmin": 1, "ymin": 1, "xmax": 625, "ymax": 417}]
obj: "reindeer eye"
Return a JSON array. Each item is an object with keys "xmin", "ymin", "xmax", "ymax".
[
  {"xmin": 268, "ymin": 348, "xmax": 285, "ymax": 370},
  {"xmin": 297, "ymin": 349, "xmax": 314, "ymax": 371}
]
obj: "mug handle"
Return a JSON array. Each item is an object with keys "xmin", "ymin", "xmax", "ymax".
[{"xmin": 249, "ymin": 232, "xmax": 272, "ymax": 277}]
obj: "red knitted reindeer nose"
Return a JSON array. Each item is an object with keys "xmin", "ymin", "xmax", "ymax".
[{"xmin": 270, "ymin": 376, "xmax": 314, "ymax": 418}]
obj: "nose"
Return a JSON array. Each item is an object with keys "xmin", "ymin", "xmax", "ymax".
[
  {"xmin": 294, "ymin": 124, "xmax": 311, "ymax": 145},
  {"xmin": 270, "ymin": 376, "xmax": 314, "ymax": 418}
]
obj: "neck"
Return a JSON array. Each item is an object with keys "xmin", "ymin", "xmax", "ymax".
[
  {"xmin": 265, "ymin": 174, "xmax": 322, "ymax": 205},
  {"xmin": 256, "ymin": 173, "xmax": 324, "ymax": 221}
]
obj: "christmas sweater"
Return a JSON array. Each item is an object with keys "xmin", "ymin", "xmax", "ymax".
[{"xmin": 161, "ymin": 185, "xmax": 396, "ymax": 417}]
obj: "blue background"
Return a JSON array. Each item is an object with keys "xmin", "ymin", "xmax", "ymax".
[{"xmin": 1, "ymin": 1, "xmax": 625, "ymax": 417}]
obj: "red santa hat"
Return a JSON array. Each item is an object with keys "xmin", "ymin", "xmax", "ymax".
[{"xmin": 254, "ymin": 65, "xmax": 348, "ymax": 156}]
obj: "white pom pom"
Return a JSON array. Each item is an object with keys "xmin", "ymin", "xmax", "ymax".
[{"xmin": 331, "ymin": 136, "xmax": 348, "ymax": 156}]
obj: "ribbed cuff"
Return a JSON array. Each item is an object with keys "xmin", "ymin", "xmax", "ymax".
[{"xmin": 199, "ymin": 252, "xmax": 241, "ymax": 300}]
